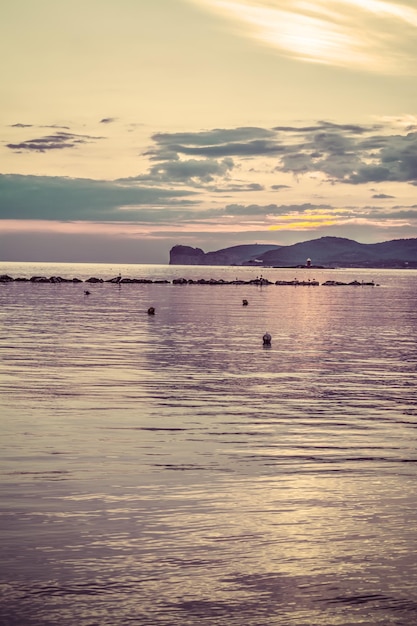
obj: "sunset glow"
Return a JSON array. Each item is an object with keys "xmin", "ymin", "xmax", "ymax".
[{"xmin": 0, "ymin": 0, "xmax": 416, "ymax": 262}]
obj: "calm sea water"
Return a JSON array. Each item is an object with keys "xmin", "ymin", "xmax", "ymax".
[{"xmin": 1, "ymin": 262, "xmax": 417, "ymax": 626}]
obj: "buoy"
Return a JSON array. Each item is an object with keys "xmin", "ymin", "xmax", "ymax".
[
  {"xmin": 263, "ymin": 332, "xmax": 271, "ymax": 345},
  {"xmin": 147, "ymin": 307, "xmax": 155, "ymax": 315},
  {"xmin": 242, "ymin": 299, "xmax": 248, "ymax": 306}
]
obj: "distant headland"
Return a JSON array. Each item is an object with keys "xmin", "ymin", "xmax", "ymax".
[{"xmin": 169, "ymin": 236, "xmax": 417, "ymax": 268}]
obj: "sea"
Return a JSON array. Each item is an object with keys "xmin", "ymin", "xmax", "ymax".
[{"xmin": 1, "ymin": 261, "xmax": 417, "ymax": 626}]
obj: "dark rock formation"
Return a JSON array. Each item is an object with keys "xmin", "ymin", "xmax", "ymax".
[
  {"xmin": 322, "ymin": 280, "xmax": 375, "ymax": 286},
  {"xmin": 0, "ymin": 274, "xmax": 380, "ymax": 287},
  {"xmin": 86, "ymin": 277, "xmax": 104, "ymax": 283},
  {"xmin": 275, "ymin": 279, "xmax": 319, "ymax": 286},
  {"xmin": 169, "ymin": 245, "xmax": 206, "ymax": 265}
]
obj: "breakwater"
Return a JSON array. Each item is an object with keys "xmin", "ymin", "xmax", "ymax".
[{"xmin": 0, "ymin": 274, "xmax": 376, "ymax": 286}]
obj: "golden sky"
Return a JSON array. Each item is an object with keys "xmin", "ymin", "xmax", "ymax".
[{"xmin": 1, "ymin": 0, "xmax": 416, "ymax": 262}]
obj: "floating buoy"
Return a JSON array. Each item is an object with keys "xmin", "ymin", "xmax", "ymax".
[
  {"xmin": 263, "ymin": 332, "xmax": 272, "ymax": 345},
  {"xmin": 147, "ymin": 307, "xmax": 155, "ymax": 315},
  {"xmin": 242, "ymin": 299, "xmax": 248, "ymax": 306}
]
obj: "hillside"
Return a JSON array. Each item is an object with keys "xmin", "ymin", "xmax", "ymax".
[
  {"xmin": 169, "ymin": 243, "xmax": 281, "ymax": 266},
  {"xmin": 169, "ymin": 237, "xmax": 417, "ymax": 268}
]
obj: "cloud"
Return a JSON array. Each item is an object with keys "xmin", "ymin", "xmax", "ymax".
[
  {"xmin": 212, "ymin": 182, "xmax": 264, "ymax": 192},
  {"xmin": 278, "ymin": 127, "xmax": 363, "ymax": 179},
  {"xmin": 147, "ymin": 127, "xmax": 281, "ymax": 159},
  {"xmin": 6, "ymin": 132, "xmax": 104, "ymax": 153},
  {"xmin": 141, "ymin": 122, "xmax": 417, "ymax": 186},
  {"xmin": 364, "ymin": 208, "xmax": 417, "ymax": 219},
  {"xmin": 275, "ymin": 128, "xmax": 417, "ymax": 184},
  {"xmin": 0, "ymin": 174, "xmax": 198, "ymax": 222},
  {"xmin": 148, "ymin": 156, "xmax": 235, "ymax": 183},
  {"xmin": 2, "ymin": 119, "xmax": 417, "ymax": 253},
  {"xmin": 378, "ymin": 133, "xmax": 417, "ymax": 181},
  {"xmin": 274, "ymin": 122, "xmax": 371, "ymax": 134},
  {"xmin": 165, "ymin": 140, "xmax": 284, "ymax": 158},
  {"xmin": 41, "ymin": 124, "xmax": 71, "ymax": 130},
  {"xmin": 348, "ymin": 167, "xmax": 397, "ymax": 185},
  {"xmin": 152, "ymin": 127, "xmax": 275, "ymax": 146},
  {"xmin": 120, "ymin": 157, "xmax": 235, "ymax": 186},
  {"xmin": 223, "ymin": 202, "xmax": 330, "ymax": 216}
]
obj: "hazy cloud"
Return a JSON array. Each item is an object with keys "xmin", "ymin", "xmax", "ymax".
[
  {"xmin": 192, "ymin": 0, "xmax": 417, "ymax": 74},
  {"xmin": 223, "ymin": 202, "xmax": 330, "ymax": 216}
]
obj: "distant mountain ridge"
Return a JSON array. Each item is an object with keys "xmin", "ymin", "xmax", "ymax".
[
  {"xmin": 169, "ymin": 237, "xmax": 417, "ymax": 268},
  {"xmin": 169, "ymin": 243, "xmax": 281, "ymax": 266}
]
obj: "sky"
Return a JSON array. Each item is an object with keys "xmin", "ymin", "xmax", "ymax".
[{"xmin": 1, "ymin": 0, "xmax": 416, "ymax": 264}]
